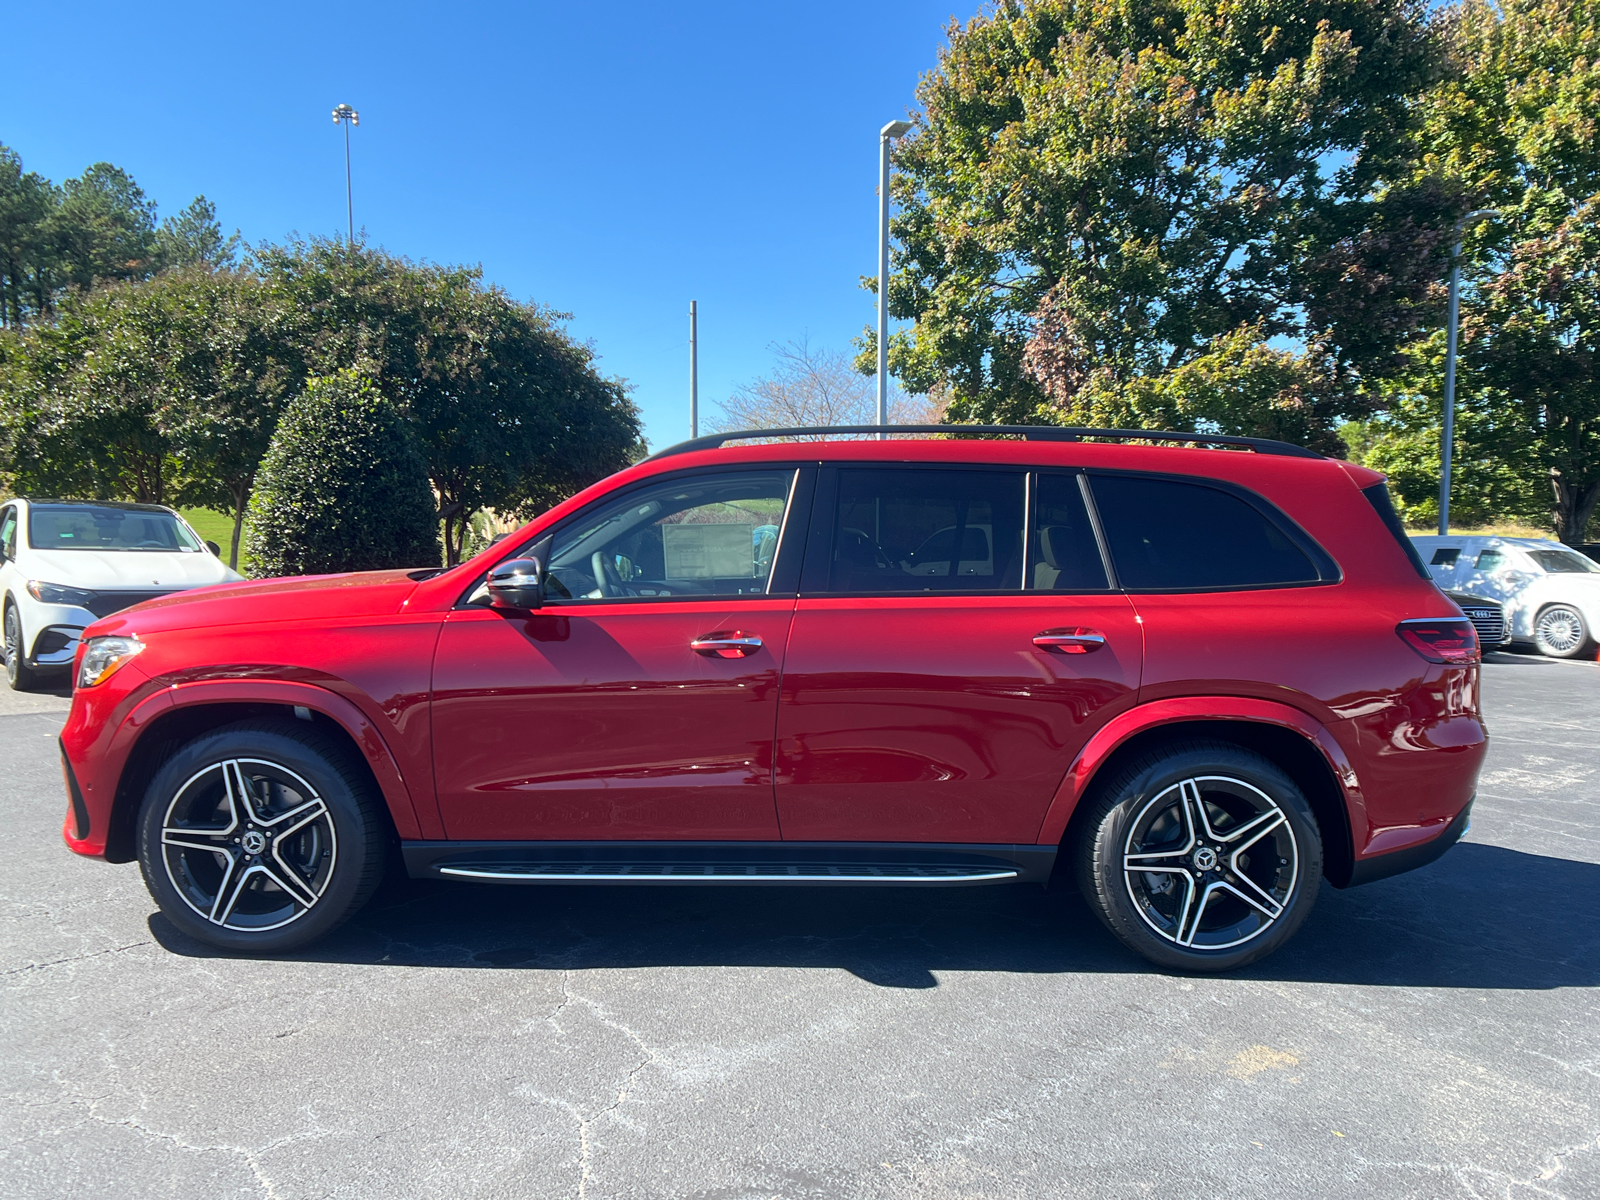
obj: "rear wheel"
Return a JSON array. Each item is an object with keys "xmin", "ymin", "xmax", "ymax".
[
  {"xmin": 4, "ymin": 602, "xmax": 40, "ymax": 692},
  {"xmin": 136, "ymin": 719, "xmax": 388, "ymax": 952},
  {"xmin": 1533, "ymin": 604, "xmax": 1592, "ymax": 659},
  {"xmin": 1074, "ymin": 741, "xmax": 1323, "ymax": 972}
]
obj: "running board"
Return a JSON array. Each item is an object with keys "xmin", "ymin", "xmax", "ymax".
[{"xmin": 402, "ymin": 841, "xmax": 1055, "ymax": 887}]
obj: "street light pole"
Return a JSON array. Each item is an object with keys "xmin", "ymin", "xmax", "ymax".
[
  {"xmin": 331, "ymin": 104, "xmax": 360, "ymax": 243},
  {"xmin": 689, "ymin": 300, "xmax": 699, "ymax": 439},
  {"xmin": 877, "ymin": 120, "xmax": 913, "ymax": 439},
  {"xmin": 1439, "ymin": 208, "xmax": 1500, "ymax": 535}
]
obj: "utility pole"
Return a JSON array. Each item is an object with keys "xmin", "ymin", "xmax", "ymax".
[
  {"xmin": 331, "ymin": 104, "xmax": 360, "ymax": 243},
  {"xmin": 689, "ymin": 300, "xmax": 699, "ymax": 439},
  {"xmin": 1439, "ymin": 208, "xmax": 1500, "ymax": 535},
  {"xmin": 877, "ymin": 120, "xmax": 913, "ymax": 439}
]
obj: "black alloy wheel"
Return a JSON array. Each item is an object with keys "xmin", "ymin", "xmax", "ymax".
[
  {"xmin": 137, "ymin": 719, "xmax": 388, "ymax": 952},
  {"xmin": 1074, "ymin": 740, "xmax": 1323, "ymax": 972},
  {"xmin": 4, "ymin": 603, "xmax": 40, "ymax": 692}
]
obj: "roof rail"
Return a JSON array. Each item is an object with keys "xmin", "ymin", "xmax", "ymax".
[{"xmin": 649, "ymin": 424, "xmax": 1323, "ymax": 460}]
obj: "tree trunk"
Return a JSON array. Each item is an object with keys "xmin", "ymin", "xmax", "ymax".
[{"xmin": 229, "ymin": 480, "xmax": 249, "ymax": 572}]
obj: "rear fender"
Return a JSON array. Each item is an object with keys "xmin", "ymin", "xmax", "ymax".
[{"xmin": 1035, "ymin": 696, "xmax": 1369, "ymax": 868}]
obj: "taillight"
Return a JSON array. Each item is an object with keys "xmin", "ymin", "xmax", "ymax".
[{"xmin": 1397, "ymin": 618, "xmax": 1479, "ymax": 665}]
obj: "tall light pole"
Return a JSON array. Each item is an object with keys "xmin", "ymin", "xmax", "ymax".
[
  {"xmin": 877, "ymin": 120, "xmax": 914, "ymax": 438},
  {"xmin": 1439, "ymin": 207, "xmax": 1500, "ymax": 535},
  {"xmin": 689, "ymin": 300, "xmax": 699, "ymax": 439},
  {"xmin": 331, "ymin": 104, "xmax": 360, "ymax": 243}
]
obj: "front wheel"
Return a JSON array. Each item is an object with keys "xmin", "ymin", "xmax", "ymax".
[
  {"xmin": 1074, "ymin": 741, "xmax": 1323, "ymax": 972},
  {"xmin": 1533, "ymin": 604, "xmax": 1593, "ymax": 659},
  {"xmin": 137, "ymin": 719, "xmax": 388, "ymax": 952},
  {"xmin": 4, "ymin": 602, "xmax": 41, "ymax": 692}
]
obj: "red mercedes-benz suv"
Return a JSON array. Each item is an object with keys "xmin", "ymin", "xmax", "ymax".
[{"xmin": 57, "ymin": 426, "xmax": 1485, "ymax": 971}]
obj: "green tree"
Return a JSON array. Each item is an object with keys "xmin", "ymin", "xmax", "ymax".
[
  {"xmin": 873, "ymin": 0, "xmax": 1448, "ymax": 447},
  {"xmin": 1417, "ymin": 0, "xmax": 1600, "ymax": 542},
  {"xmin": 155, "ymin": 197, "xmax": 240, "ymax": 271},
  {"xmin": 0, "ymin": 144, "xmax": 61, "ymax": 329},
  {"xmin": 50, "ymin": 163, "xmax": 160, "ymax": 294},
  {"xmin": 244, "ymin": 367, "xmax": 439, "ymax": 576},
  {"xmin": 255, "ymin": 240, "xmax": 642, "ymax": 564}
]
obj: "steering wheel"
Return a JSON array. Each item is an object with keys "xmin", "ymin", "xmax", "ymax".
[{"xmin": 589, "ymin": 551, "xmax": 636, "ymax": 598}]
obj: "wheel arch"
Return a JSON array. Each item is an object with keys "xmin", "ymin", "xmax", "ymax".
[
  {"xmin": 101, "ymin": 683, "xmax": 420, "ymax": 863},
  {"xmin": 1039, "ymin": 701, "xmax": 1362, "ymax": 888}
]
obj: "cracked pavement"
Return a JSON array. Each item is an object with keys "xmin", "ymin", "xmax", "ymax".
[{"xmin": 2, "ymin": 652, "xmax": 1597, "ymax": 1198}]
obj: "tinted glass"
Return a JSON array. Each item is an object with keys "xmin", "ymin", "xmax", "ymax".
[
  {"xmin": 545, "ymin": 470, "xmax": 794, "ymax": 601},
  {"xmin": 823, "ymin": 468, "xmax": 1024, "ymax": 593},
  {"xmin": 28, "ymin": 505, "xmax": 203, "ymax": 552},
  {"xmin": 1527, "ymin": 549, "xmax": 1600, "ymax": 574},
  {"xmin": 1430, "ymin": 548, "xmax": 1460, "ymax": 566},
  {"xmin": 1475, "ymin": 550, "xmax": 1506, "ymax": 572},
  {"xmin": 1029, "ymin": 474, "xmax": 1109, "ymax": 590},
  {"xmin": 0, "ymin": 507, "xmax": 15, "ymax": 558},
  {"xmin": 1090, "ymin": 475, "xmax": 1318, "ymax": 590}
]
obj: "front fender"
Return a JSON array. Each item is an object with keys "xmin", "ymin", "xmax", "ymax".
[
  {"xmin": 1033, "ymin": 695, "xmax": 1368, "ymax": 851},
  {"xmin": 61, "ymin": 676, "xmax": 427, "ymax": 859}
]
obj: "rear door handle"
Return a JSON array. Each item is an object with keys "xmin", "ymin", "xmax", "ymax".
[
  {"xmin": 691, "ymin": 631, "xmax": 763, "ymax": 658},
  {"xmin": 1033, "ymin": 628, "xmax": 1106, "ymax": 654}
]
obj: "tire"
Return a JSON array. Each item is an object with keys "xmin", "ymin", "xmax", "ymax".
[
  {"xmin": 1073, "ymin": 740, "xmax": 1323, "ymax": 972},
  {"xmin": 4, "ymin": 601, "xmax": 40, "ymax": 692},
  {"xmin": 136, "ymin": 719, "xmax": 388, "ymax": 952},
  {"xmin": 1532, "ymin": 604, "xmax": 1593, "ymax": 659}
]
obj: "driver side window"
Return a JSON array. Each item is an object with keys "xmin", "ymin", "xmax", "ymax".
[{"xmin": 543, "ymin": 470, "xmax": 796, "ymax": 602}]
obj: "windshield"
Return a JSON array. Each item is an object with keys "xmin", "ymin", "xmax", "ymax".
[
  {"xmin": 1526, "ymin": 549, "xmax": 1600, "ymax": 574},
  {"xmin": 28, "ymin": 505, "xmax": 204, "ymax": 552}
]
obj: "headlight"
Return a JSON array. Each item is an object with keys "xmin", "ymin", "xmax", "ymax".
[
  {"xmin": 77, "ymin": 636, "xmax": 145, "ymax": 689},
  {"xmin": 27, "ymin": 580, "xmax": 96, "ymax": 607}
]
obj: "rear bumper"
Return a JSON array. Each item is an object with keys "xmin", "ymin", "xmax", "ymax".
[{"xmin": 1345, "ymin": 796, "xmax": 1473, "ymax": 887}]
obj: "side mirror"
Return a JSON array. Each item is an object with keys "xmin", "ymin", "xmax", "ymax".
[
  {"xmin": 487, "ymin": 539, "xmax": 551, "ymax": 610},
  {"xmin": 205, "ymin": 540, "xmax": 221, "ymax": 556}
]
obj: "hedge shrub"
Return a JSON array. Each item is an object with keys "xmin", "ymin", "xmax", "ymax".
[{"xmin": 244, "ymin": 368, "xmax": 439, "ymax": 577}]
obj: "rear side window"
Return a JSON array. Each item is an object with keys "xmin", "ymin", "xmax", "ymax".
[
  {"xmin": 1029, "ymin": 474, "xmax": 1109, "ymax": 591},
  {"xmin": 0, "ymin": 507, "xmax": 15, "ymax": 559},
  {"xmin": 1360, "ymin": 482, "xmax": 1431, "ymax": 580},
  {"xmin": 819, "ymin": 468, "xmax": 1025, "ymax": 593},
  {"xmin": 1089, "ymin": 475, "xmax": 1320, "ymax": 591},
  {"xmin": 1475, "ymin": 549, "xmax": 1507, "ymax": 573},
  {"xmin": 1430, "ymin": 548, "xmax": 1460, "ymax": 567}
]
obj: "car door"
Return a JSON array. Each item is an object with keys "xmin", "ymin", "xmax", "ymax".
[
  {"xmin": 773, "ymin": 465, "xmax": 1143, "ymax": 845},
  {"xmin": 431, "ymin": 466, "xmax": 808, "ymax": 841}
]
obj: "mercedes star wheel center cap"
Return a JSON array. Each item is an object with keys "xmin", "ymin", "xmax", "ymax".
[
  {"xmin": 240, "ymin": 830, "xmax": 267, "ymax": 855},
  {"xmin": 1192, "ymin": 846, "xmax": 1219, "ymax": 872}
]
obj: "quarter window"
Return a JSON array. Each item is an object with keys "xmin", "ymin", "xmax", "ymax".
[
  {"xmin": 1029, "ymin": 474, "xmax": 1109, "ymax": 591},
  {"xmin": 1475, "ymin": 550, "xmax": 1506, "ymax": 573},
  {"xmin": 1430, "ymin": 548, "xmax": 1460, "ymax": 567},
  {"xmin": 0, "ymin": 507, "xmax": 15, "ymax": 560},
  {"xmin": 818, "ymin": 468, "xmax": 1025, "ymax": 593},
  {"xmin": 1089, "ymin": 475, "xmax": 1319, "ymax": 591},
  {"xmin": 543, "ymin": 470, "xmax": 795, "ymax": 602}
]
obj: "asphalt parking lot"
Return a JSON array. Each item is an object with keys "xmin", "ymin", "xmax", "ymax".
[{"xmin": 3, "ymin": 653, "xmax": 1597, "ymax": 1200}]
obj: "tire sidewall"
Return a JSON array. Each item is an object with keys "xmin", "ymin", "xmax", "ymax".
[
  {"xmin": 5, "ymin": 602, "xmax": 36, "ymax": 691},
  {"xmin": 137, "ymin": 721, "xmax": 383, "ymax": 953},
  {"xmin": 1079, "ymin": 745, "xmax": 1324, "ymax": 972}
]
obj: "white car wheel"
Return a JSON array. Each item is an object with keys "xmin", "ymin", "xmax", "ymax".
[
  {"xmin": 1533, "ymin": 605, "xmax": 1592, "ymax": 659},
  {"xmin": 4, "ymin": 602, "xmax": 41, "ymax": 692}
]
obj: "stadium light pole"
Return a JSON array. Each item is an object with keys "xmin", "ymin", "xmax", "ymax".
[
  {"xmin": 877, "ymin": 120, "xmax": 914, "ymax": 439},
  {"xmin": 1439, "ymin": 208, "xmax": 1500, "ymax": 535},
  {"xmin": 331, "ymin": 104, "xmax": 360, "ymax": 243}
]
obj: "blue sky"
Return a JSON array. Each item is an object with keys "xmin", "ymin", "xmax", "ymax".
[{"xmin": 4, "ymin": 1, "xmax": 978, "ymax": 451}]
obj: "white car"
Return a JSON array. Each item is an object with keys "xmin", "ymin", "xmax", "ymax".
[
  {"xmin": 0, "ymin": 499, "xmax": 243, "ymax": 691},
  {"xmin": 1411, "ymin": 534, "xmax": 1600, "ymax": 659}
]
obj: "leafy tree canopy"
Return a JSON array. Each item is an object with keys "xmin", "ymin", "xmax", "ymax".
[{"xmin": 872, "ymin": 0, "xmax": 1452, "ymax": 450}]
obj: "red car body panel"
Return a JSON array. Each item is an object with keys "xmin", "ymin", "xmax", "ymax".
[
  {"xmin": 773, "ymin": 593, "xmax": 1142, "ymax": 843},
  {"xmin": 431, "ymin": 601, "xmax": 796, "ymax": 840},
  {"xmin": 58, "ymin": 437, "xmax": 1487, "ymax": 885}
]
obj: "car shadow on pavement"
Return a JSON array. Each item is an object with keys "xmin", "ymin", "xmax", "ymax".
[{"xmin": 149, "ymin": 842, "xmax": 1599, "ymax": 989}]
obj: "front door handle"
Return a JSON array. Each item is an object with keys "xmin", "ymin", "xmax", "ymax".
[
  {"xmin": 1033, "ymin": 628, "xmax": 1106, "ymax": 654},
  {"xmin": 691, "ymin": 631, "xmax": 763, "ymax": 659}
]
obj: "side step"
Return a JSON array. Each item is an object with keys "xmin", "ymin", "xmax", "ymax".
[{"xmin": 402, "ymin": 840, "xmax": 1056, "ymax": 887}]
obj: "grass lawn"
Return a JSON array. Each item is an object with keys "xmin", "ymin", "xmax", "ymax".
[{"xmin": 179, "ymin": 509, "xmax": 247, "ymax": 568}]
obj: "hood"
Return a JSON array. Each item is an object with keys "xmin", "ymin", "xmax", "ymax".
[
  {"xmin": 26, "ymin": 548, "xmax": 241, "ymax": 590},
  {"xmin": 85, "ymin": 569, "xmax": 422, "ymax": 637}
]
